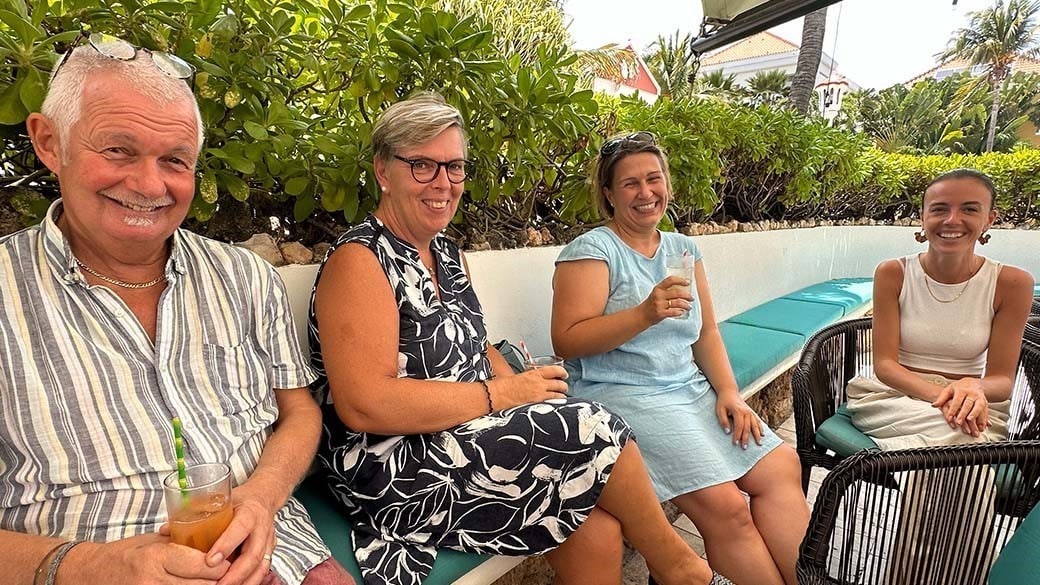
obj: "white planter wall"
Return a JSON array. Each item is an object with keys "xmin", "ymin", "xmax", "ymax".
[{"xmin": 278, "ymin": 227, "xmax": 1040, "ymax": 356}]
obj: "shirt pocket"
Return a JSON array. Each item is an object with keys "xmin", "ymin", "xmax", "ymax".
[{"xmin": 201, "ymin": 341, "xmax": 272, "ymax": 415}]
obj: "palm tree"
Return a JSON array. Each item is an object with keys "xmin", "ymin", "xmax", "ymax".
[
  {"xmin": 789, "ymin": 7, "xmax": 827, "ymax": 114},
  {"xmin": 746, "ymin": 69, "xmax": 791, "ymax": 106},
  {"xmin": 940, "ymin": 0, "xmax": 1040, "ymax": 151},
  {"xmin": 644, "ymin": 31, "xmax": 698, "ymax": 100},
  {"xmin": 697, "ymin": 69, "xmax": 741, "ymax": 100}
]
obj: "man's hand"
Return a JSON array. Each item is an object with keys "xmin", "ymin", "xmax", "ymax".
[
  {"xmin": 63, "ymin": 533, "xmax": 230, "ymax": 585},
  {"xmin": 205, "ymin": 488, "xmax": 278, "ymax": 585}
]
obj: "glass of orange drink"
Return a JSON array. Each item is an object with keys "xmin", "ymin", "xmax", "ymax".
[{"xmin": 163, "ymin": 462, "xmax": 234, "ymax": 552}]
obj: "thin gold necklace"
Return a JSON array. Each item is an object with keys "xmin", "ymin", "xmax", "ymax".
[
  {"xmin": 921, "ymin": 258, "xmax": 976, "ymax": 304},
  {"xmin": 923, "ymin": 276, "xmax": 970, "ymax": 303},
  {"xmin": 75, "ymin": 258, "xmax": 166, "ymax": 289}
]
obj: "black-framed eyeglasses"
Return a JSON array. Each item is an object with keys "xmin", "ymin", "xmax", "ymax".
[
  {"xmin": 599, "ymin": 131, "xmax": 657, "ymax": 157},
  {"xmin": 54, "ymin": 31, "xmax": 196, "ymax": 90},
  {"xmin": 393, "ymin": 155, "xmax": 474, "ymax": 184}
]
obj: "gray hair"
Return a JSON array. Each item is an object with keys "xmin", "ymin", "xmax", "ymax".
[
  {"xmin": 372, "ymin": 92, "xmax": 467, "ymax": 162},
  {"xmin": 40, "ymin": 45, "xmax": 204, "ymax": 159}
]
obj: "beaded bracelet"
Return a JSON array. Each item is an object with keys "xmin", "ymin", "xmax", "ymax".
[
  {"xmin": 44, "ymin": 540, "xmax": 84, "ymax": 585},
  {"xmin": 478, "ymin": 379, "xmax": 494, "ymax": 414}
]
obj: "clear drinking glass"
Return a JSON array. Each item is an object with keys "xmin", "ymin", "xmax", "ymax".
[
  {"xmin": 163, "ymin": 462, "xmax": 234, "ymax": 552},
  {"xmin": 665, "ymin": 252, "xmax": 694, "ymax": 319}
]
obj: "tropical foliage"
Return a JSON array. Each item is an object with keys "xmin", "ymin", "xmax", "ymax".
[
  {"xmin": 0, "ymin": 0, "xmax": 602, "ymax": 244},
  {"xmin": 837, "ymin": 71, "xmax": 1040, "ymax": 155},
  {"xmin": 1, "ymin": 0, "xmax": 1037, "ymax": 245},
  {"xmin": 940, "ymin": 0, "xmax": 1040, "ymax": 151}
]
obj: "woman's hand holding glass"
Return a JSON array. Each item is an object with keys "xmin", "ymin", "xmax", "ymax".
[
  {"xmin": 932, "ymin": 377, "xmax": 990, "ymax": 437},
  {"xmin": 640, "ymin": 275, "xmax": 693, "ymax": 325},
  {"xmin": 489, "ymin": 367, "xmax": 569, "ymax": 411}
]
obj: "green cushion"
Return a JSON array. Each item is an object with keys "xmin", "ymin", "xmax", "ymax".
[
  {"xmin": 782, "ymin": 278, "xmax": 873, "ymax": 315},
  {"xmin": 727, "ymin": 298, "xmax": 845, "ymax": 338},
  {"xmin": 1033, "ymin": 282, "xmax": 1040, "ymax": 297},
  {"xmin": 815, "ymin": 404, "xmax": 879, "ymax": 456},
  {"xmin": 989, "ymin": 502, "xmax": 1040, "ymax": 584},
  {"xmin": 719, "ymin": 321, "xmax": 805, "ymax": 390},
  {"xmin": 293, "ymin": 478, "xmax": 493, "ymax": 584}
]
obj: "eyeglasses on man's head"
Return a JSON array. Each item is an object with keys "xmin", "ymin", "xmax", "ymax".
[{"xmin": 54, "ymin": 31, "xmax": 196, "ymax": 90}]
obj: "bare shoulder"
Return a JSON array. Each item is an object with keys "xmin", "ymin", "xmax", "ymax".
[
  {"xmin": 996, "ymin": 264, "xmax": 1034, "ymax": 291},
  {"xmin": 874, "ymin": 258, "xmax": 905, "ymax": 280}
]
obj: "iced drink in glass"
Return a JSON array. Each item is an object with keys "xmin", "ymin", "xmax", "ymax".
[
  {"xmin": 163, "ymin": 462, "xmax": 233, "ymax": 552},
  {"xmin": 665, "ymin": 252, "xmax": 694, "ymax": 319}
]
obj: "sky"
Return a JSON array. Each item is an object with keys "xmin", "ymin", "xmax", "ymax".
[{"xmin": 563, "ymin": 0, "xmax": 998, "ymax": 90}]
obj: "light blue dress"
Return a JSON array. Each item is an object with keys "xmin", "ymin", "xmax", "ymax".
[{"xmin": 557, "ymin": 227, "xmax": 782, "ymax": 500}]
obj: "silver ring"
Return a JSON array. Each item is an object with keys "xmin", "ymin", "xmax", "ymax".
[{"xmin": 262, "ymin": 553, "xmax": 272, "ymax": 562}]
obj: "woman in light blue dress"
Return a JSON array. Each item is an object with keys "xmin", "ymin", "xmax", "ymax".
[{"xmin": 551, "ymin": 132, "xmax": 808, "ymax": 585}]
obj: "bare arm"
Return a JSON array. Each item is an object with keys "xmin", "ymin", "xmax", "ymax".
[
  {"xmin": 970, "ymin": 265, "xmax": 1034, "ymax": 401},
  {"xmin": 316, "ymin": 244, "xmax": 566, "ymax": 435},
  {"xmin": 689, "ymin": 261, "xmax": 763, "ymax": 447},
  {"xmin": 0, "ymin": 530, "xmax": 68, "ymax": 585},
  {"xmin": 551, "ymin": 258, "xmax": 689, "ymax": 359},
  {"xmin": 690, "ymin": 261, "xmax": 739, "ymax": 397}
]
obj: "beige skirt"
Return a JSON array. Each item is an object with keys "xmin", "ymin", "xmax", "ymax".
[{"xmin": 845, "ymin": 374, "xmax": 1010, "ymax": 451}]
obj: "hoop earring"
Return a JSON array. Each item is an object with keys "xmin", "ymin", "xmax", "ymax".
[
  {"xmin": 914, "ymin": 230, "xmax": 927, "ymax": 243},
  {"xmin": 978, "ymin": 232, "xmax": 991, "ymax": 245}
]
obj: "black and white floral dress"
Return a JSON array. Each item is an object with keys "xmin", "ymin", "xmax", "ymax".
[{"xmin": 308, "ymin": 216, "xmax": 632, "ymax": 585}]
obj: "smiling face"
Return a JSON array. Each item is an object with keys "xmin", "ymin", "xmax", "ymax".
[
  {"xmin": 603, "ymin": 151, "xmax": 670, "ymax": 233},
  {"xmin": 921, "ymin": 176, "xmax": 997, "ymax": 252},
  {"xmin": 373, "ymin": 127, "xmax": 465, "ymax": 245},
  {"xmin": 41, "ymin": 71, "xmax": 199, "ymax": 251}
]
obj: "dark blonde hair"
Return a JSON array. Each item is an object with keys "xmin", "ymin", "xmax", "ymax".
[{"xmin": 592, "ymin": 133, "xmax": 672, "ymax": 219}]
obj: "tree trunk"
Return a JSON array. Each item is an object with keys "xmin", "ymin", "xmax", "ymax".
[
  {"xmin": 790, "ymin": 7, "xmax": 828, "ymax": 115},
  {"xmin": 985, "ymin": 75, "xmax": 1002, "ymax": 152}
]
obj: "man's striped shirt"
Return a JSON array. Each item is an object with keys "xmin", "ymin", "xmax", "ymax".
[{"xmin": 0, "ymin": 201, "xmax": 329, "ymax": 584}]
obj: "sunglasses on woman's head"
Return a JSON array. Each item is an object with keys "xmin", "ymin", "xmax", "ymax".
[
  {"xmin": 599, "ymin": 131, "xmax": 657, "ymax": 156},
  {"xmin": 54, "ymin": 31, "xmax": 196, "ymax": 90}
]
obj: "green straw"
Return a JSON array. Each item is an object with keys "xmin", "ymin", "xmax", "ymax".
[{"xmin": 171, "ymin": 417, "xmax": 188, "ymax": 493}]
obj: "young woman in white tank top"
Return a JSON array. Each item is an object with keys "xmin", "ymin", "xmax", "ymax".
[{"xmin": 848, "ymin": 169, "xmax": 1034, "ymax": 449}]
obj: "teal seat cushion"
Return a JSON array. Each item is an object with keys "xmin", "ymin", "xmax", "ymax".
[
  {"xmin": 815, "ymin": 404, "xmax": 879, "ymax": 456},
  {"xmin": 782, "ymin": 278, "xmax": 873, "ymax": 315},
  {"xmin": 1034, "ymin": 282, "xmax": 1040, "ymax": 297},
  {"xmin": 294, "ymin": 478, "xmax": 493, "ymax": 584},
  {"xmin": 989, "ymin": 502, "xmax": 1040, "ymax": 584},
  {"xmin": 719, "ymin": 321, "xmax": 805, "ymax": 389},
  {"xmin": 727, "ymin": 298, "xmax": 845, "ymax": 338}
]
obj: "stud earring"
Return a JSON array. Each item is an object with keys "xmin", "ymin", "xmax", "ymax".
[
  {"xmin": 978, "ymin": 232, "xmax": 991, "ymax": 245},
  {"xmin": 914, "ymin": 230, "xmax": 927, "ymax": 243}
]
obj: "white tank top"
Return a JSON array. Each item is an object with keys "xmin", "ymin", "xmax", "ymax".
[{"xmin": 898, "ymin": 254, "xmax": 1001, "ymax": 377}]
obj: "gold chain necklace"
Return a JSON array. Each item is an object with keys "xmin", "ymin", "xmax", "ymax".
[
  {"xmin": 922, "ymin": 275, "xmax": 971, "ymax": 304},
  {"xmin": 75, "ymin": 259, "xmax": 166, "ymax": 289}
]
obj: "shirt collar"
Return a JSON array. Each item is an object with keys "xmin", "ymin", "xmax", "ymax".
[{"xmin": 41, "ymin": 199, "xmax": 188, "ymax": 286}]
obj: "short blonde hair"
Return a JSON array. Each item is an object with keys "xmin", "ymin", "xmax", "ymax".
[
  {"xmin": 593, "ymin": 134, "xmax": 672, "ymax": 220},
  {"xmin": 372, "ymin": 92, "xmax": 467, "ymax": 161},
  {"xmin": 41, "ymin": 45, "xmax": 204, "ymax": 158}
]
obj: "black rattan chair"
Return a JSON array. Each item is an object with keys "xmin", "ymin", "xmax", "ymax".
[
  {"xmin": 797, "ymin": 441, "xmax": 1040, "ymax": 585},
  {"xmin": 793, "ymin": 318, "xmax": 1040, "ymax": 492},
  {"xmin": 1030, "ymin": 297, "xmax": 1040, "ymax": 317}
]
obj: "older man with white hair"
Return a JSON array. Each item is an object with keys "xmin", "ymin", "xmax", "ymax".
[{"xmin": 1, "ymin": 33, "xmax": 353, "ymax": 585}]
